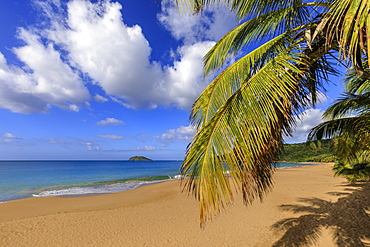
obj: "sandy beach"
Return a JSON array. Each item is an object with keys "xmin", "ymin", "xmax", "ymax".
[{"xmin": 1, "ymin": 163, "xmax": 369, "ymax": 247}]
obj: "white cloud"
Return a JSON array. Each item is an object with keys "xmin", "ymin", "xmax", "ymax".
[
  {"xmin": 158, "ymin": 1, "xmax": 237, "ymax": 44},
  {"xmin": 48, "ymin": 138, "xmax": 75, "ymax": 145},
  {"xmin": 46, "ymin": 0, "xmax": 163, "ymax": 110},
  {"xmin": 94, "ymin": 134, "xmax": 124, "ymax": 140},
  {"xmin": 137, "ymin": 145, "xmax": 156, "ymax": 151},
  {"xmin": 0, "ymin": 26, "xmax": 90, "ymax": 114},
  {"xmin": 94, "ymin": 94, "xmax": 108, "ymax": 103},
  {"xmin": 160, "ymin": 42, "xmax": 215, "ymax": 109},
  {"xmin": 43, "ymin": 0, "xmax": 233, "ymax": 110},
  {"xmin": 0, "ymin": 53, "xmax": 50, "ymax": 114},
  {"xmin": 0, "ymin": 132, "xmax": 22, "ymax": 145},
  {"xmin": 1, "ymin": 133, "xmax": 20, "ymax": 139},
  {"xmin": 14, "ymin": 28, "xmax": 89, "ymax": 109},
  {"xmin": 0, "ymin": 139, "xmax": 13, "ymax": 143},
  {"xmin": 86, "ymin": 142, "xmax": 101, "ymax": 151},
  {"xmin": 47, "ymin": 137, "xmax": 101, "ymax": 151},
  {"xmin": 0, "ymin": 0, "xmax": 237, "ymax": 113},
  {"xmin": 285, "ymin": 109, "xmax": 324, "ymax": 143},
  {"xmin": 157, "ymin": 125, "xmax": 195, "ymax": 145},
  {"xmin": 97, "ymin": 117, "xmax": 125, "ymax": 126}
]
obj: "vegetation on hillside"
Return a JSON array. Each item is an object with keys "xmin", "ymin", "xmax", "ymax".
[
  {"xmin": 279, "ymin": 140, "xmax": 335, "ymax": 163},
  {"xmin": 128, "ymin": 156, "xmax": 153, "ymax": 161}
]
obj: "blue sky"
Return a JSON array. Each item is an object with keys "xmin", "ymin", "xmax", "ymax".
[{"xmin": 0, "ymin": 0, "xmax": 344, "ymax": 160}]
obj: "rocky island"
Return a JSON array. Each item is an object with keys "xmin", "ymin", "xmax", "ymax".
[{"xmin": 128, "ymin": 156, "xmax": 153, "ymax": 161}]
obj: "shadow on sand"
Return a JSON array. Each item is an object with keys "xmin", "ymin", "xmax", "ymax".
[{"xmin": 271, "ymin": 183, "xmax": 370, "ymax": 247}]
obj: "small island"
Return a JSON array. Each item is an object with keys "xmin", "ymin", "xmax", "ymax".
[{"xmin": 128, "ymin": 156, "xmax": 153, "ymax": 161}]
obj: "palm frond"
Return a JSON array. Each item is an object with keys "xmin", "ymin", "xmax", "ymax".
[
  {"xmin": 322, "ymin": 92, "xmax": 370, "ymax": 119},
  {"xmin": 174, "ymin": 0, "xmax": 232, "ymax": 13},
  {"xmin": 332, "ymin": 132, "xmax": 370, "ymax": 161},
  {"xmin": 326, "ymin": 0, "xmax": 370, "ymax": 76},
  {"xmin": 308, "ymin": 113, "xmax": 370, "ymax": 140},
  {"xmin": 203, "ymin": 3, "xmax": 331, "ymax": 75},
  {"xmin": 344, "ymin": 60, "xmax": 370, "ymax": 94},
  {"xmin": 308, "ymin": 118, "xmax": 349, "ymax": 141},
  {"xmin": 182, "ymin": 47, "xmax": 308, "ymax": 225},
  {"xmin": 176, "ymin": 0, "xmax": 370, "ymax": 226},
  {"xmin": 333, "ymin": 162, "xmax": 370, "ymax": 183},
  {"xmin": 301, "ymin": 52, "xmax": 339, "ymax": 106},
  {"xmin": 193, "ymin": 30, "xmax": 300, "ymax": 127},
  {"xmin": 232, "ymin": 0, "xmax": 331, "ymax": 20}
]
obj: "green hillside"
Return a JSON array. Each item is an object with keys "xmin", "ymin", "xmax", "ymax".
[
  {"xmin": 279, "ymin": 140, "xmax": 336, "ymax": 162},
  {"xmin": 128, "ymin": 156, "xmax": 153, "ymax": 161}
]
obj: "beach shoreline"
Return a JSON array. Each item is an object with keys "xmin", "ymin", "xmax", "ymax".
[
  {"xmin": 1, "ymin": 163, "xmax": 369, "ymax": 246},
  {"xmin": 0, "ymin": 161, "xmax": 323, "ymax": 204}
]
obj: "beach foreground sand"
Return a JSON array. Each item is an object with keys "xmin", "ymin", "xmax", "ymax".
[{"xmin": 1, "ymin": 163, "xmax": 370, "ymax": 247}]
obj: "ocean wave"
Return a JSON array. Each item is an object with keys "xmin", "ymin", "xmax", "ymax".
[{"xmin": 32, "ymin": 176, "xmax": 179, "ymax": 198}]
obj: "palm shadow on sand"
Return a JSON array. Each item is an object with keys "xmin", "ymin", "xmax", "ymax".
[{"xmin": 271, "ymin": 183, "xmax": 370, "ymax": 247}]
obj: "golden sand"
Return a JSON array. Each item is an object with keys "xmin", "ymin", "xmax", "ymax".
[{"xmin": 1, "ymin": 163, "xmax": 369, "ymax": 246}]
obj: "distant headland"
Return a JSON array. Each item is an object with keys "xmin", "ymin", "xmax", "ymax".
[{"xmin": 128, "ymin": 156, "xmax": 153, "ymax": 161}]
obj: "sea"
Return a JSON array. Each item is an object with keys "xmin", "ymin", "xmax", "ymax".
[{"xmin": 0, "ymin": 160, "xmax": 314, "ymax": 203}]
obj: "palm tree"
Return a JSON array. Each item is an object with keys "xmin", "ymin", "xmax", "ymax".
[
  {"xmin": 175, "ymin": 0, "xmax": 370, "ymax": 225},
  {"xmin": 308, "ymin": 67, "xmax": 370, "ymax": 183}
]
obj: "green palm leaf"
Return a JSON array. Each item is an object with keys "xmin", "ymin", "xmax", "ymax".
[
  {"xmin": 333, "ymin": 162, "xmax": 370, "ymax": 183},
  {"xmin": 344, "ymin": 60, "xmax": 370, "ymax": 94},
  {"xmin": 176, "ymin": 0, "xmax": 370, "ymax": 225},
  {"xmin": 308, "ymin": 113, "xmax": 370, "ymax": 141},
  {"xmin": 326, "ymin": 0, "xmax": 370, "ymax": 75},
  {"xmin": 182, "ymin": 46, "xmax": 308, "ymax": 225},
  {"xmin": 203, "ymin": 7, "xmax": 310, "ymax": 75},
  {"xmin": 322, "ymin": 92, "xmax": 370, "ymax": 119},
  {"xmin": 193, "ymin": 30, "xmax": 301, "ymax": 126}
]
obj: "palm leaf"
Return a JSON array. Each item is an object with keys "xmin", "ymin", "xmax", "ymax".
[
  {"xmin": 174, "ymin": 0, "xmax": 232, "ymax": 13},
  {"xmin": 333, "ymin": 162, "xmax": 370, "ymax": 182},
  {"xmin": 203, "ymin": 1, "xmax": 334, "ymax": 75},
  {"xmin": 343, "ymin": 60, "xmax": 370, "ymax": 94},
  {"xmin": 182, "ymin": 46, "xmax": 308, "ymax": 225},
  {"xmin": 326, "ymin": 0, "xmax": 370, "ymax": 75},
  {"xmin": 322, "ymin": 92, "xmax": 370, "ymax": 119},
  {"xmin": 308, "ymin": 113, "xmax": 370, "ymax": 141},
  {"xmin": 177, "ymin": 0, "xmax": 331, "ymax": 19},
  {"xmin": 193, "ymin": 30, "xmax": 300, "ymax": 127}
]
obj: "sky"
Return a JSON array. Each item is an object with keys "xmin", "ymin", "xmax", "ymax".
[{"xmin": 0, "ymin": 0, "xmax": 345, "ymax": 160}]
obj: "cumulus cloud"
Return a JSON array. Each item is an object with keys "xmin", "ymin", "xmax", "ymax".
[
  {"xmin": 160, "ymin": 42, "xmax": 215, "ymax": 109},
  {"xmin": 45, "ymin": 0, "xmax": 219, "ymax": 110},
  {"xmin": 0, "ymin": 26, "xmax": 89, "ymax": 114},
  {"xmin": 0, "ymin": 0, "xmax": 237, "ymax": 113},
  {"xmin": 158, "ymin": 1, "xmax": 237, "ymax": 44},
  {"xmin": 97, "ymin": 117, "xmax": 125, "ymax": 126},
  {"xmin": 46, "ymin": 0, "xmax": 164, "ymax": 110},
  {"xmin": 94, "ymin": 134, "xmax": 124, "ymax": 140},
  {"xmin": 285, "ymin": 109, "xmax": 324, "ymax": 143},
  {"xmin": 157, "ymin": 125, "xmax": 195, "ymax": 145}
]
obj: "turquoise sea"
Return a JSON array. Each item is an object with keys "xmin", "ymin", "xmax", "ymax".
[{"xmin": 0, "ymin": 160, "xmax": 314, "ymax": 203}]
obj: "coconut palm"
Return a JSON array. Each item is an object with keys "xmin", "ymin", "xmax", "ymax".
[
  {"xmin": 175, "ymin": 0, "xmax": 370, "ymax": 225},
  {"xmin": 308, "ymin": 67, "xmax": 370, "ymax": 183}
]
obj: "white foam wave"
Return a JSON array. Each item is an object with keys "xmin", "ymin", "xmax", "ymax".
[{"xmin": 32, "ymin": 179, "xmax": 173, "ymax": 198}]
